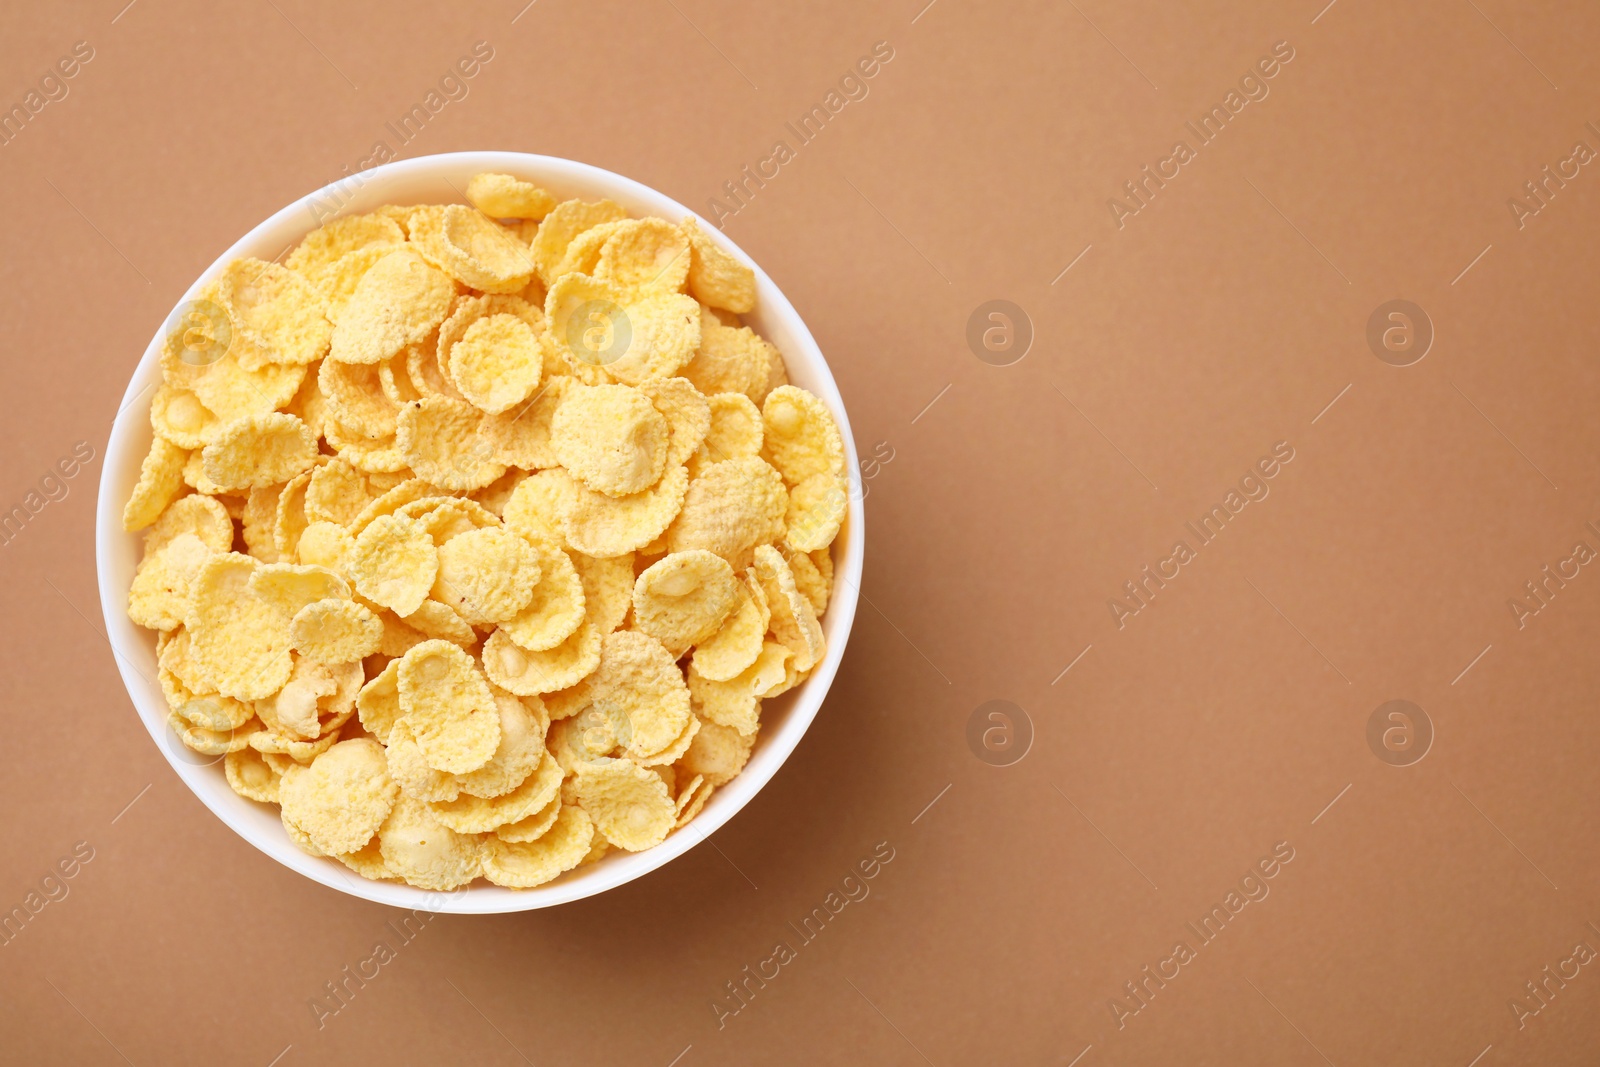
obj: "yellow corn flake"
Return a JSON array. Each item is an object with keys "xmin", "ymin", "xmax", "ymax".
[
  {"xmin": 572, "ymin": 758, "xmax": 675, "ymax": 852},
  {"xmin": 182, "ymin": 450, "xmax": 230, "ymax": 496},
  {"xmin": 397, "ymin": 639, "xmax": 499, "ymax": 774},
  {"xmin": 785, "ymin": 471, "xmax": 847, "ymax": 552},
  {"xmin": 291, "ymin": 598, "xmax": 382, "ymax": 663},
  {"xmin": 466, "ymin": 172, "xmax": 557, "ymax": 220},
  {"xmin": 324, "ymin": 419, "xmax": 410, "ymax": 474},
  {"xmin": 348, "ymin": 478, "xmax": 437, "ymax": 535},
  {"xmin": 481, "ymin": 375, "xmax": 570, "ymax": 469},
  {"xmin": 682, "ymin": 217, "xmax": 756, "ymax": 313},
  {"xmin": 330, "ymin": 249, "xmax": 455, "ymax": 365},
  {"xmin": 482, "ymin": 623, "xmax": 602, "ymax": 696},
  {"xmin": 285, "ymin": 361, "xmax": 330, "ymax": 440},
  {"xmin": 499, "ymin": 538, "xmax": 585, "ymax": 651},
  {"xmin": 150, "ymin": 383, "xmax": 222, "ymax": 450},
  {"xmin": 482, "ymin": 803, "xmax": 594, "ymax": 887},
  {"xmin": 431, "ymin": 525, "xmax": 539, "ymax": 626},
  {"xmin": 554, "ymin": 219, "xmax": 627, "ymax": 282},
  {"xmin": 272, "ymin": 469, "xmax": 314, "ymax": 559},
  {"xmin": 552, "ymin": 383, "xmax": 669, "ymax": 497},
  {"xmin": 675, "ymin": 774, "xmax": 715, "ymax": 828},
  {"xmin": 171, "ymin": 711, "xmax": 259, "ymax": 755},
  {"xmin": 336, "ymin": 839, "xmax": 393, "ymax": 880},
  {"xmin": 456, "ymin": 691, "xmax": 549, "ymax": 800},
  {"xmin": 201, "ymin": 412, "xmax": 318, "ymax": 493},
  {"xmin": 214, "ymin": 257, "xmax": 332, "ymax": 366},
  {"xmin": 310, "ymin": 243, "xmax": 411, "ymax": 326},
  {"xmin": 384, "ymin": 717, "xmax": 461, "ymax": 802},
  {"xmin": 596, "ymin": 218, "xmax": 691, "ymax": 292},
  {"xmin": 424, "ymin": 204, "xmax": 536, "ymax": 294},
  {"xmin": 400, "ymin": 599, "xmax": 476, "ymax": 647},
  {"xmin": 565, "ymin": 464, "xmax": 689, "ymax": 559},
  {"xmin": 546, "ymin": 274, "xmax": 700, "ymax": 386},
  {"xmin": 786, "ymin": 544, "xmax": 831, "ymax": 616},
  {"xmin": 667, "ymin": 457, "xmax": 786, "ymax": 564},
  {"xmin": 438, "ymin": 295, "xmax": 547, "ymax": 411},
  {"xmin": 682, "ymin": 315, "xmax": 775, "ymax": 402},
  {"xmin": 410, "ymin": 498, "xmax": 501, "ymax": 547},
  {"xmin": 542, "ymin": 679, "xmax": 594, "ymax": 722},
  {"xmin": 379, "ymin": 353, "xmax": 423, "ymax": 404},
  {"xmin": 753, "ymin": 544, "xmax": 825, "ymax": 672},
  {"xmin": 472, "ymin": 467, "xmax": 529, "ymax": 519},
  {"xmin": 225, "ymin": 745, "xmax": 285, "ymax": 803},
  {"xmin": 762, "ymin": 385, "xmax": 844, "ymax": 485},
  {"xmin": 697, "ymin": 392, "xmax": 764, "ymax": 468},
  {"xmin": 397, "ymin": 396, "xmax": 505, "ymax": 491},
  {"xmin": 248, "ymin": 562, "xmax": 349, "ymax": 621},
  {"xmin": 186, "ymin": 554, "xmax": 294, "ymax": 701},
  {"xmin": 278, "ymin": 738, "xmax": 398, "ymax": 855},
  {"xmin": 242, "ymin": 484, "xmax": 283, "ymax": 562},
  {"xmin": 430, "ymin": 750, "xmax": 562, "ymax": 833},
  {"xmin": 688, "ymin": 641, "xmax": 790, "ymax": 737},
  {"xmin": 405, "ymin": 335, "xmax": 464, "ymax": 401},
  {"xmin": 436, "ymin": 293, "xmax": 538, "ymax": 382},
  {"xmin": 689, "ymin": 570, "xmax": 769, "ymax": 681},
  {"xmin": 348, "ymin": 512, "xmax": 438, "ymax": 616},
  {"xmin": 377, "ymin": 796, "xmax": 484, "ymax": 890},
  {"xmin": 531, "ymin": 198, "xmax": 628, "ymax": 284},
  {"xmin": 250, "ymin": 723, "xmax": 342, "ymax": 761},
  {"xmin": 452, "ymin": 313, "xmax": 545, "ymax": 415},
  {"xmin": 253, "ymin": 657, "xmax": 359, "ymax": 741},
  {"xmin": 587, "ymin": 630, "xmax": 692, "ymax": 761},
  {"xmin": 640, "ymin": 377, "xmax": 711, "ymax": 470},
  {"xmin": 123, "ymin": 436, "xmax": 188, "ymax": 531},
  {"xmin": 319, "ymin": 358, "xmax": 399, "ymax": 440},
  {"xmin": 571, "ymin": 551, "xmax": 634, "ymax": 634},
  {"xmin": 503, "ymin": 466, "xmax": 579, "ymax": 548},
  {"xmin": 677, "ymin": 717, "xmax": 754, "ymax": 787},
  {"xmin": 630, "ymin": 713, "xmax": 700, "ymax": 768},
  {"xmin": 304, "ymin": 459, "xmax": 371, "ymax": 527},
  {"xmin": 547, "ymin": 706, "xmax": 616, "ymax": 772},
  {"xmin": 494, "ymin": 791, "xmax": 563, "ymax": 844},
  {"xmin": 286, "ymin": 212, "xmax": 407, "ymax": 277},
  {"xmin": 160, "ymin": 332, "xmax": 307, "ymax": 421},
  {"xmin": 157, "ymin": 626, "xmax": 210, "ymax": 693},
  {"xmin": 356, "ymin": 658, "xmax": 403, "ymax": 743},
  {"xmin": 282, "ymin": 808, "xmax": 328, "ymax": 856},
  {"xmin": 633, "ymin": 549, "xmax": 739, "ymax": 653},
  {"xmin": 145, "ymin": 493, "xmax": 233, "ymax": 555}
]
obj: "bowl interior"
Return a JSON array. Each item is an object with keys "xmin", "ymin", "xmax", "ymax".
[{"xmin": 95, "ymin": 152, "xmax": 863, "ymax": 913}]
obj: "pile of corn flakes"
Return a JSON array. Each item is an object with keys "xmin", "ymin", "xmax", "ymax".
[{"xmin": 122, "ymin": 173, "xmax": 845, "ymax": 890}]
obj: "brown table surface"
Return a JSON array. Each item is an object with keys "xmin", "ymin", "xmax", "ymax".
[{"xmin": 4, "ymin": 1, "xmax": 1599, "ymax": 1063}]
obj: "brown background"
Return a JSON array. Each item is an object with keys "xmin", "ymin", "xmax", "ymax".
[{"xmin": 3, "ymin": 0, "xmax": 1599, "ymax": 1063}]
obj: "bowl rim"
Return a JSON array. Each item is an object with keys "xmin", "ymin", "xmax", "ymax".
[{"xmin": 94, "ymin": 150, "xmax": 864, "ymax": 913}]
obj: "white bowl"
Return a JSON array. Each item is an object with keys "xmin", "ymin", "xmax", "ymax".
[{"xmin": 95, "ymin": 152, "xmax": 863, "ymax": 913}]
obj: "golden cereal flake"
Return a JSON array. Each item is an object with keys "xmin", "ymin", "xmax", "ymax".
[
  {"xmin": 200, "ymin": 413, "xmax": 318, "ymax": 493},
  {"xmin": 482, "ymin": 803, "xmax": 594, "ymax": 887},
  {"xmin": 682, "ymin": 216, "xmax": 756, "ymax": 313},
  {"xmin": 185, "ymin": 553, "xmax": 295, "ymax": 701},
  {"xmin": 330, "ymin": 249, "xmax": 455, "ymax": 365},
  {"xmin": 396, "ymin": 396, "xmax": 505, "ymax": 491},
  {"xmin": 278, "ymin": 738, "xmax": 399, "ymax": 855},
  {"xmin": 123, "ymin": 436, "xmax": 189, "ymax": 532},
  {"xmin": 347, "ymin": 513, "xmax": 438, "ymax": 616},
  {"xmin": 632, "ymin": 549, "xmax": 739, "ymax": 653},
  {"xmin": 396, "ymin": 639, "xmax": 500, "ymax": 774},
  {"xmin": 482, "ymin": 623, "xmax": 602, "ymax": 696},
  {"xmin": 466, "ymin": 172, "xmax": 557, "ymax": 220},
  {"xmin": 572, "ymin": 758, "xmax": 675, "ymax": 852},
  {"xmin": 377, "ymin": 796, "xmax": 484, "ymax": 890}
]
